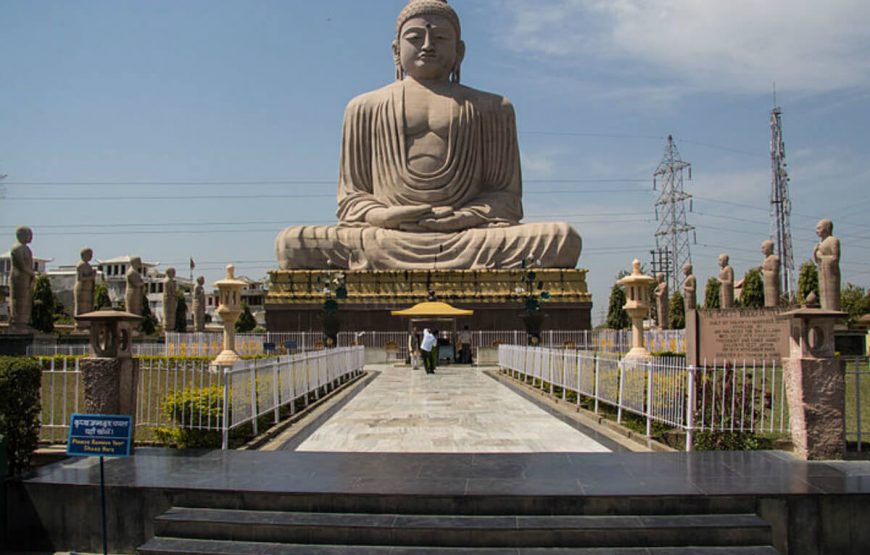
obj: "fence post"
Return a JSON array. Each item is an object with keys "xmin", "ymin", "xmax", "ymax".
[
  {"xmin": 273, "ymin": 359, "xmax": 280, "ymax": 424},
  {"xmin": 221, "ymin": 367, "xmax": 231, "ymax": 450},
  {"xmin": 685, "ymin": 365, "xmax": 696, "ymax": 452},
  {"xmin": 594, "ymin": 355, "xmax": 600, "ymax": 414},
  {"xmin": 250, "ymin": 361, "xmax": 258, "ymax": 436},
  {"xmin": 617, "ymin": 361, "xmax": 625, "ymax": 425},
  {"xmin": 857, "ymin": 357, "xmax": 863, "ymax": 452},
  {"xmin": 645, "ymin": 361, "xmax": 654, "ymax": 437}
]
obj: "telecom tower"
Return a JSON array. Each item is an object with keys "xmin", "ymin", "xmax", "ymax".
[
  {"xmin": 653, "ymin": 135, "xmax": 695, "ymax": 293},
  {"xmin": 769, "ymin": 104, "xmax": 796, "ymax": 299}
]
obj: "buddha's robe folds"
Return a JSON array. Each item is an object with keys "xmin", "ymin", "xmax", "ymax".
[{"xmin": 276, "ymin": 81, "xmax": 581, "ymax": 270}]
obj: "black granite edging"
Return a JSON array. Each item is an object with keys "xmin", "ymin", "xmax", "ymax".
[{"xmin": 276, "ymin": 370, "xmax": 381, "ymax": 451}]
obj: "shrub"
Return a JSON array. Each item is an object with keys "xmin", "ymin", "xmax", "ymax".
[
  {"xmin": 668, "ymin": 291, "xmax": 685, "ymax": 329},
  {"xmin": 154, "ymin": 385, "xmax": 224, "ymax": 448},
  {"xmin": 693, "ymin": 431, "xmax": 774, "ymax": 451},
  {"xmin": 704, "ymin": 277, "xmax": 721, "ymax": 309},
  {"xmin": 740, "ymin": 268, "xmax": 764, "ymax": 309},
  {"xmin": 0, "ymin": 357, "xmax": 42, "ymax": 475}
]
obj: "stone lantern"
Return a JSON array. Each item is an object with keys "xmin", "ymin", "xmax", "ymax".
[
  {"xmin": 617, "ymin": 260, "xmax": 656, "ymax": 362},
  {"xmin": 779, "ymin": 307, "xmax": 847, "ymax": 460},
  {"xmin": 213, "ymin": 264, "xmax": 246, "ymax": 367},
  {"xmin": 74, "ymin": 310, "xmax": 143, "ymax": 420}
]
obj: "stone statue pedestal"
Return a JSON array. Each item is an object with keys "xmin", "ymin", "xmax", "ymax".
[
  {"xmin": 265, "ymin": 269, "xmax": 592, "ymax": 332},
  {"xmin": 779, "ymin": 308, "xmax": 847, "ymax": 460}
]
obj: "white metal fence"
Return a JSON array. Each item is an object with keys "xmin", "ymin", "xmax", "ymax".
[
  {"xmin": 498, "ymin": 345, "xmax": 804, "ymax": 451},
  {"xmin": 38, "ymin": 347, "xmax": 365, "ymax": 448}
]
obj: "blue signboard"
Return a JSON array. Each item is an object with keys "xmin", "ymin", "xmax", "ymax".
[{"xmin": 67, "ymin": 414, "xmax": 133, "ymax": 458}]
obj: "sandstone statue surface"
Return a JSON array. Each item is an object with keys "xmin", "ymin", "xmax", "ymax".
[
  {"xmin": 654, "ymin": 272, "xmax": 669, "ymax": 329},
  {"xmin": 9, "ymin": 226, "xmax": 35, "ymax": 331},
  {"xmin": 761, "ymin": 240, "xmax": 780, "ymax": 308},
  {"xmin": 718, "ymin": 254, "xmax": 734, "ymax": 309},
  {"xmin": 125, "ymin": 257, "xmax": 144, "ymax": 317},
  {"xmin": 275, "ymin": 0, "xmax": 580, "ymax": 270},
  {"xmin": 813, "ymin": 219, "xmax": 841, "ymax": 311},
  {"xmin": 162, "ymin": 267, "xmax": 177, "ymax": 332},
  {"xmin": 682, "ymin": 263, "xmax": 696, "ymax": 311},
  {"xmin": 74, "ymin": 247, "xmax": 96, "ymax": 328},
  {"xmin": 193, "ymin": 275, "xmax": 206, "ymax": 333}
]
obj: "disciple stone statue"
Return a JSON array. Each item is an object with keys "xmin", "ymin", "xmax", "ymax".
[
  {"xmin": 9, "ymin": 226, "xmax": 35, "ymax": 331},
  {"xmin": 654, "ymin": 273, "xmax": 669, "ymax": 329},
  {"xmin": 761, "ymin": 240, "xmax": 780, "ymax": 308},
  {"xmin": 162, "ymin": 267, "xmax": 177, "ymax": 332},
  {"xmin": 275, "ymin": 0, "xmax": 580, "ymax": 270},
  {"xmin": 814, "ymin": 219, "xmax": 841, "ymax": 311},
  {"xmin": 74, "ymin": 247, "xmax": 96, "ymax": 328},
  {"xmin": 125, "ymin": 257, "xmax": 144, "ymax": 316},
  {"xmin": 193, "ymin": 276, "xmax": 206, "ymax": 332},
  {"xmin": 682, "ymin": 263, "xmax": 696, "ymax": 311},
  {"xmin": 718, "ymin": 254, "xmax": 735, "ymax": 309}
]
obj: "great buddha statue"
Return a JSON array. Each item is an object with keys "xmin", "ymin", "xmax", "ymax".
[{"xmin": 275, "ymin": 0, "xmax": 581, "ymax": 270}]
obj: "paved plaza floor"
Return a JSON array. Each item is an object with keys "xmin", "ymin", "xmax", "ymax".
[{"xmin": 286, "ymin": 365, "xmax": 615, "ymax": 453}]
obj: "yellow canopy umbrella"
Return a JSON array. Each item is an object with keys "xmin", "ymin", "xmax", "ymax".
[{"xmin": 391, "ymin": 301, "xmax": 474, "ymax": 317}]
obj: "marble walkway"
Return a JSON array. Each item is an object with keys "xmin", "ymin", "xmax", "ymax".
[{"xmin": 289, "ymin": 364, "xmax": 612, "ymax": 453}]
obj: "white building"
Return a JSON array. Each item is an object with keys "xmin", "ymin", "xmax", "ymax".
[{"xmin": 205, "ymin": 275, "xmax": 267, "ymax": 326}]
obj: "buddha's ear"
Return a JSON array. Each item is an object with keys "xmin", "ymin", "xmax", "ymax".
[
  {"xmin": 392, "ymin": 39, "xmax": 403, "ymax": 80},
  {"xmin": 456, "ymin": 39, "xmax": 466, "ymax": 66}
]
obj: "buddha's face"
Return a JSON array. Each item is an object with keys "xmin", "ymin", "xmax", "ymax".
[{"xmin": 397, "ymin": 15, "xmax": 463, "ymax": 82}]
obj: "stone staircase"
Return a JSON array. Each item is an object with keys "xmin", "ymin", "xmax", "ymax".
[{"xmin": 136, "ymin": 492, "xmax": 781, "ymax": 554}]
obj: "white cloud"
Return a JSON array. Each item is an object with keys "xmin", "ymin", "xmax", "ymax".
[{"xmin": 496, "ymin": 0, "xmax": 870, "ymax": 94}]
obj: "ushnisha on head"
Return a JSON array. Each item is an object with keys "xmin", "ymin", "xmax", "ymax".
[
  {"xmin": 15, "ymin": 226, "xmax": 32, "ymax": 244},
  {"xmin": 393, "ymin": 0, "xmax": 465, "ymax": 83},
  {"xmin": 761, "ymin": 240, "xmax": 774, "ymax": 256},
  {"xmin": 816, "ymin": 219, "xmax": 833, "ymax": 239}
]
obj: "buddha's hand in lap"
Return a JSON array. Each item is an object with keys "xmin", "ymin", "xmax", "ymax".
[
  {"xmin": 418, "ymin": 210, "xmax": 485, "ymax": 233},
  {"xmin": 366, "ymin": 205, "xmax": 434, "ymax": 230}
]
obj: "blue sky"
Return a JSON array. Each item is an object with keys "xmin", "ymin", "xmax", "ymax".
[{"xmin": 2, "ymin": 0, "xmax": 869, "ymax": 324}]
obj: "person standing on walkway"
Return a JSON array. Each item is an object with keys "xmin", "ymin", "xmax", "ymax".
[
  {"xmin": 459, "ymin": 325, "xmax": 472, "ymax": 364},
  {"xmin": 408, "ymin": 326, "xmax": 421, "ymax": 369},
  {"xmin": 420, "ymin": 328, "xmax": 437, "ymax": 374}
]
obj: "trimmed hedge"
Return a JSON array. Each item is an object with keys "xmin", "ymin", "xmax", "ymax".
[
  {"xmin": 154, "ymin": 386, "xmax": 224, "ymax": 449},
  {"xmin": 0, "ymin": 357, "xmax": 42, "ymax": 475}
]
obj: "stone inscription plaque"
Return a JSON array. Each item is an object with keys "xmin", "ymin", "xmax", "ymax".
[{"xmin": 696, "ymin": 308, "xmax": 790, "ymax": 364}]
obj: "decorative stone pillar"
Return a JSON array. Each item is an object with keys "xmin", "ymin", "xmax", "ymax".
[
  {"xmin": 618, "ymin": 260, "xmax": 656, "ymax": 362},
  {"xmin": 212, "ymin": 265, "xmax": 245, "ymax": 367},
  {"xmin": 74, "ymin": 311, "xmax": 143, "ymax": 430},
  {"xmin": 779, "ymin": 308, "xmax": 847, "ymax": 460}
]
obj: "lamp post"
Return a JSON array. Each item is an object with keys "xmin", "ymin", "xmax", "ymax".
[
  {"xmin": 617, "ymin": 259, "xmax": 656, "ymax": 362},
  {"xmin": 212, "ymin": 264, "xmax": 246, "ymax": 367}
]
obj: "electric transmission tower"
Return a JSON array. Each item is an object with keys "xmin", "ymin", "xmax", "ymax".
[
  {"xmin": 769, "ymin": 103, "xmax": 796, "ymax": 300},
  {"xmin": 653, "ymin": 135, "xmax": 695, "ymax": 293}
]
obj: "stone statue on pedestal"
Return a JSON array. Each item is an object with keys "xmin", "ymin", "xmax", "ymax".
[
  {"xmin": 761, "ymin": 240, "xmax": 780, "ymax": 308},
  {"xmin": 162, "ymin": 267, "xmax": 177, "ymax": 332},
  {"xmin": 718, "ymin": 254, "xmax": 734, "ymax": 309},
  {"xmin": 74, "ymin": 248, "xmax": 96, "ymax": 329},
  {"xmin": 193, "ymin": 276, "xmax": 206, "ymax": 332},
  {"xmin": 125, "ymin": 257, "xmax": 144, "ymax": 316},
  {"xmin": 9, "ymin": 226, "xmax": 35, "ymax": 331},
  {"xmin": 813, "ymin": 219, "xmax": 841, "ymax": 311},
  {"xmin": 275, "ymin": 0, "xmax": 580, "ymax": 271},
  {"xmin": 682, "ymin": 263, "xmax": 696, "ymax": 311},
  {"xmin": 654, "ymin": 273, "xmax": 669, "ymax": 329}
]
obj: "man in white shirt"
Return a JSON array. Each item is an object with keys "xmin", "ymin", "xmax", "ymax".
[{"xmin": 420, "ymin": 328, "xmax": 437, "ymax": 374}]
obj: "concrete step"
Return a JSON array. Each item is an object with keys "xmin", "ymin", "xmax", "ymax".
[
  {"xmin": 138, "ymin": 537, "xmax": 782, "ymax": 555},
  {"xmin": 153, "ymin": 507, "xmax": 772, "ymax": 548},
  {"xmin": 170, "ymin": 491, "xmax": 758, "ymax": 517}
]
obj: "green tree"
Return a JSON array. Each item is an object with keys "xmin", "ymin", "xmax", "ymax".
[
  {"xmin": 94, "ymin": 282, "xmax": 111, "ymax": 310},
  {"xmin": 740, "ymin": 268, "xmax": 764, "ymax": 309},
  {"xmin": 798, "ymin": 261, "xmax": 819, "ymax": 304},
  {"xmin": 235, "ymin": 302, "xmax": 256, "ymax": 333},
  {"xmin": 841, "ymin": 283, "xmax": 869, "ymax": 328},
  {"xmin": 30, "ymin": 274, "xmax": 56, "ymax": 333},
  {"xmin": 704, "ymin": 277, "xmax": 720, "ymax": 309},
  {"xmin": 140, "ymin": 293, "xmax": 158, "ymax": 336},
  {"xmin": 605, "ymin": 283, "xmax": 630, "ymax": 329},
  {"xmin": 669, "ymin": 291, "xmax": 686, "ymax": 329},
  {"xmin": 174, "ymin": 289, "xmax": 188, "ymax": 333}
]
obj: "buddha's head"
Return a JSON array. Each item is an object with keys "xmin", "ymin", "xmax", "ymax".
[
  {"xmin": 394, "ymin": 0, "xmax": 465, "ymax": 84},
  {"xmin": 816, "ymin": 219, "xmax": 833, "ymax": 239}
]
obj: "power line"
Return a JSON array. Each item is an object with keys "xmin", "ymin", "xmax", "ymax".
[{"xmin": 2, "ymin": 178, "xmax": 650, "ymax": 186}]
